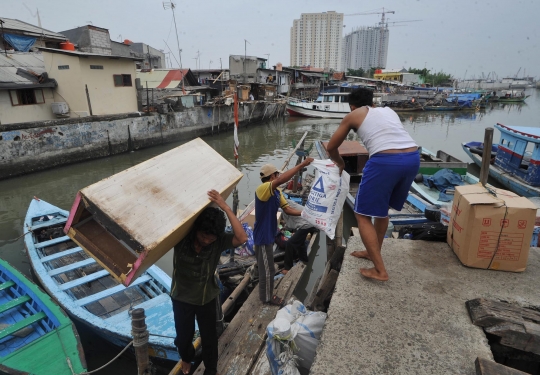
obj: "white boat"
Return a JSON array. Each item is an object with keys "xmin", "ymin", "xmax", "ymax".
[{"xmin": 286, "ymin": 93, "xmax": 351, "ymax": 119}]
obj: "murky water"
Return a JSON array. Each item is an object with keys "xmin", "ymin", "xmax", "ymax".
[{"xmin": 0, "ymin": 88, "xmax": 538, "ymax": 373}]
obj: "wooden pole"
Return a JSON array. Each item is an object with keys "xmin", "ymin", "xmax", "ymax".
[
  {"xmin": 292, "ymin": 140, "xmax": 305, "ymax": 192},
  {"xmin": 479, "ymin": 127, "xmax": 494, "ymax": 186},
  {"xmin": 222, "ymin": 271, "xmax": 251, "ymax": 316},
  {"xmin": 85, "ymin": 84, "xmax": 93, "ymax": 116},
  {"xmin": 131, "ymin": 308, "xmax": 150, "ymax": 375}
]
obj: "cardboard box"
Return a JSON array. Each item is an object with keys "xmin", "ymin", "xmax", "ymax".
[
  {"xmin": 447, "ymin": 184, "xmax": 537, "ymax": 272},
  {"xmin": 64, "ymin": 138, "xmax": 243, "ymax": 285}
]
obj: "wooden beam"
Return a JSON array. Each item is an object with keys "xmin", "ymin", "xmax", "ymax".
[
  {"xmin": 475, "ymin": 357, "xmax": 528, "ymax": 375},
  {"xmin": 221, "ymin": 271, "xmax": 251, "ymax": 316},
  {"xmin": 310, "ymin": 269, "xmax": 339, "ymax": 312},
  {"xmin": 479, "ymin": 127, "xmax": 494, "ymax": 186}
]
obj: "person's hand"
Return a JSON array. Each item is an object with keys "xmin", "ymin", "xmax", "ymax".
[
  {"xmin": 208, "ymin": 189, "xmax": 228, "ymax": 210},
  {"xmin": 302, "ymin": 157, "xmax": 314, "ymax": 167},
  {"xmin": 335, "ymin": 160, "xmax": 345, "ymax": 176}
]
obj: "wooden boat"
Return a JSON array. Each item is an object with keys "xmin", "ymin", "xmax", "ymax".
[
  {"xmin": 0, "ymin": 258, "xmax": 86, "ymax": 375},
  {"xmin": 315, "ymin": 140, "xmax": 430, "ymax": 225},
  {"xmin": 24, "ymin": 198, "xmax": 186, "ymax": 363},
  {"xmin": 462, "ymin": 123, "xmax": 540, "ymax": 197},
  {"xmin": 286, "ymin": 93, "xmax": 351, "ymax": 119},
  {"xmin": 412, "ymin": 149, "xmax": 478, "ymax": 206}
]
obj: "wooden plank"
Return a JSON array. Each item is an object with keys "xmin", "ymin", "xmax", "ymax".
[
  {"xmin": 30, "ymin": 216, "xmax": 67, "ymax": 231},
  {"xmin": 475, "ymin": 357, "xmax": 528, "ymax": 375},
  {"xmin": 35, "ymin": 235, "xmax": 70, "ymax": 249},
  {"xmin": 310, "ymin": 269, "xmax": 339, "ymax": 312},
  {"xmin": 105, "ymin": 293, "xmax": 170, "ymax": 325},
  {"xmin": 47, "ymin": 258, "xmax": 96, "ymax": 276},
  {"xmin": 40, "ymin": 247, "xmax": 83, "ymax": 263},
  {"xmin": 304, "ymin": 275, "xmax": 322, "ymax": 310},
  {"xmin": 0, "ymin": 312, "xmax": 46, "ymax": 341},
  {"xmin": 75, "ymin": 275, "xmax": 150, "ymax": 307},
  {"xmin": 467, "ymin": 298, "xmax": 540, "ymax": 356},
  {"xmin": 58, "ymin": 270, "xmax": 109, "ymax": 291},
  {"xmin": 0, "ymin": 295, "xmax": 31, "ymax": 314}
]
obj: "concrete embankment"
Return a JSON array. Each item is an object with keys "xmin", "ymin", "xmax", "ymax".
[
  {"xmin": 0, "ymin": 101, "xmax": 285, "ymax": 180},
  {"xmin": 310, "ymin": 235, "xmax": 540, "ymax": 374}
]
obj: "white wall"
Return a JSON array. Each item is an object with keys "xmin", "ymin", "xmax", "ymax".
[{"xmin": 0, "ymin": 88, "xmax": 56, "ymax": 125}]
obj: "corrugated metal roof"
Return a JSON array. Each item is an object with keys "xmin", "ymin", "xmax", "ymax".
[
  {"xmin": 0, "ymin": 52, "xmax": 45, "ymax": 84},
  {"xmin": 136, "ymin": 69, "xmax": 189, "ymax": 89},
  {"xmin": 0, "ymin": 18, "xmax": 67, "ymax": 40},
  {"xmin": 39, "ymin": 47, "xmax": 143, "ymax": 61}
]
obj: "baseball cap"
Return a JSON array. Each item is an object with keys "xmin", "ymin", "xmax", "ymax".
[{"xmin": 260, "ymin": 164, "xmax": 282, "ymax": 179}]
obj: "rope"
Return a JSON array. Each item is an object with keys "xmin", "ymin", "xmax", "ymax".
[
  {"xmin": 77, "ymin": 341, "xmax": 134, "ymax": 374},
  {"xmin": 6, "ymin": 230, "xmax": 32, "ymax": 243},
  {"xmin": 133, "ymin": 331, "xmax": 149, "ymax": 348},
  {"xmin": 148, "ymin": 333, "xmax": 176, "ymax": 339}
]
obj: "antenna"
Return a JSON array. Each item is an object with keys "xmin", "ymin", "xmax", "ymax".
[
  {"xmin": 23, "ymin": 3, "xmax": 42, "ymax": 28},
  {"xmin": 163, "ymin": 1, "xmax": 184, "ymax": 91}
]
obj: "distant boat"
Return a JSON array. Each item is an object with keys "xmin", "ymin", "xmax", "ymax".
[
  {"xmin": 24, "ymin": 198, "xmax": 189, "ymax": 363},
  {"xmin": 286, "ymin": 93, "xmax": 351, "ymax": 118},
  {"xmin": 0, "ymin": 258, "xmax": 86, "ymax": 375},
  {"xmin": 489, "ymin": 90, "xmax": 529, "ymax": 103},
  {"xmin": 462, "ymin": 123, "xmax": 540, "ymax": 197}
]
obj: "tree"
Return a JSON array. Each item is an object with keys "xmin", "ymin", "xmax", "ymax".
[
  {"xmin": 347, "ymin": 68, "xmax": 365, "ymax": 77},
  {"xmin": 408, "ymin": 67, "xmax": 453, "ymax": 86}
]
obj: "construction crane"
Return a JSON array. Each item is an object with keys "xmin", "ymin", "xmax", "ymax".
[{"xmin": 345, "ymin": 8, "xmax": 395, "ymax": 68}]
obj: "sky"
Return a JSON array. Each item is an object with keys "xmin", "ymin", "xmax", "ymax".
[{"xmin": 2, "ymin": 0, "xmax": 539, "ymax": 79}]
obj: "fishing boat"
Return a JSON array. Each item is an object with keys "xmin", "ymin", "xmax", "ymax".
[
  {"xmin": 24, "ymin": 198, "xmax": 187, "ymax": 363},
  {"xmin": 286, "ymin": 93, "xmax": 351, "ymax": 119},
  {"xmin": 462, "ymin": 123, "xmax": 540, "ymax": 197},
  {"xmin": 315, "ymin": 140, "xmax": 430, "ymax": 225},
  {"xmin": 489, "ymin": 90, "xmax": 529, "ymax": 103},
  {"xmin": 0, "ymin": 258, "xmax": 86, "ymax": 375}
]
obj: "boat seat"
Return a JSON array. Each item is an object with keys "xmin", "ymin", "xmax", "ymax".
[
  {"xmin": 48, "ymin": 258, "xmax": 96, "ymax": 276},
  {"xmin": 40, "ymin": 247, "xmax": 84, "ymax": 263},
  {"xmin": 35, "ymin": 235, "xmax": 70, "ymax": 249},
  {"xmin": 0, "ymin": 312, "xmax": 46, "ymax": 341},
  {"xmin": 0, "ymin": 295, "xmax": 31, "ymax": 314},
  {"xmin": 75, "ymin": 275, "xmax": 151, "ymax": 307},
  {"xmin": 0, "ymin": 281, "xmax": 15, "ymax": 292},
  {"xmin": 58, "ymin": 270, "xmax": 109, "ymax": 291}
]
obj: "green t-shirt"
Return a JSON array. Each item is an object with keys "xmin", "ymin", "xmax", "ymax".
[{"xmin": 170, "ymin": 232, "xmax": 234, "ymax": 306}]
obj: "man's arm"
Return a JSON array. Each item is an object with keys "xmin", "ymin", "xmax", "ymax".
[
  {"xmin": 326, "ymin": 108, "xmax": 368, "ymax": 174},
  {"xmin": 207, "ymin": 190, "xmax": 248, "ymax": 248},
  {"xmin": 271, "ymin": 157, "xmax": 314, "ymax": 190},
  {"xmin": 282, "ymin": 205, "xmax": 302, "ymax": 217}
]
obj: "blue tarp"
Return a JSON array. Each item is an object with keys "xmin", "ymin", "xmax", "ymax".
[
  {"xmin": 423, "ymin": 168, "xmax": 464, "ymax": 202},
  {"xmin": 3, "ymin": 33, "xmax": 36, "ymax": 52}
]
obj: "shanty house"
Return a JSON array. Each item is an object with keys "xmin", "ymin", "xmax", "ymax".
[
  {"xmin": 0, "ymin": 18, "xmax": 67, "ymax": 51},
  {"xmin": 0, "ymin": 52, "xmax": 58, "ymax": 125},
  {"xmin": 41, "ymin": 47, "xmax": 142, "ymax": 117}
]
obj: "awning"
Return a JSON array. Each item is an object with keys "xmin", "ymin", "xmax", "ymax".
[
  {"xmin": 301, "ymin": 72, "xmax": 325, "ymax": 78},
  {"xmin": 136, "ymin": 69, "xmax": 188, "ymax": 89}
]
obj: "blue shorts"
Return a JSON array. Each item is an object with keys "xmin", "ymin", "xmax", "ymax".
[{"xmin": 354, "ymin": 151, "xmax": 420, "ymax": 218}]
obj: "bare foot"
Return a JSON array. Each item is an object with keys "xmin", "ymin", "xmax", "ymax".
[
  {"xmin": 281, "ymin": 269, "xmax": 289, "ymax": 275},
  {"xmin": 360, "ymin": 267, "xmax": 389, "ymax": 281},
  {"xmin": 181, "ymin": 360, "xmax": 191, "ymax": 374},
  {"xmin": 350, "ymin": 251, "xmax": 371, "ymax": 260}
]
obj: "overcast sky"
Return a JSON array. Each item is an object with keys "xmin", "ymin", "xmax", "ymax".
[{"xmin": 3, "ymin": 0, "xmax": 539, "ymax": 79}]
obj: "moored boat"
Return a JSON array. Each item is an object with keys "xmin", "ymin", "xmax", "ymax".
[
  {"xmin": 462, "ymin": 123, "xmax": 540, "ymax": 197},
  {"xmin": 286, "ymin": 93, "xmax": 351, "ymax": 119},
  {"xmin": 24, "ymin": 198, "xmax": 188, "ymax": 363},
  {"xmin": 0, "ymin": 258, "xmax": 87, "ymax": 375}
]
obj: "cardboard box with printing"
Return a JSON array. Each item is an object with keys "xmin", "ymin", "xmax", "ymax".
[{"xmin": 447, "ymin": 184, "xmax": 537, "ymax": 272}]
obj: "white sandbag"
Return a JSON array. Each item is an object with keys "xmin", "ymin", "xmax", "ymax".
[
  {"xmin": 267, "ymin": 301, "xmax": 327, "ymax": 373},
  {"xmin": 266, "ymin": 318, "xmax": 300, "ymax": 375},
  {"xmin": 301, "ymin": 159, "xmax": 350, "ymax": 239}
]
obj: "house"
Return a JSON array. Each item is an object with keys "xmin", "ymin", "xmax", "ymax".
[
  {"xmin": 0, "ymin": 18, "xmax": 67, "ymax": 51},
  {"xmin": 40, "ymin": 47, "xmax": 142, "ymax": 117},
  {"xmin": 373, "ymin": 69, "xmax": 421, "ymax": 84},
  {"xmin": 0, "ymin": 52, "xmax": 58, "ymax": 125},
  {"xmin": 282, "ymin": 67, "xmax": 327, "ymax": 100},
  {"xmin": 229, "ymin": 55, "xmax": 267, "ymax": 83},
  {"xmin": 59, "ymin": 25, "xmax": 165, "ymax": 69}
]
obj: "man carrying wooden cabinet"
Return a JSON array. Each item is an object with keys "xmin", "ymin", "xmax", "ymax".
[
  {"xmin": 254, "ymin": 159, "xmax": 313, "ymax": 305},
  {"xmin": 170, "ymin": 189, "xmax": 248, "ymax": 375}
]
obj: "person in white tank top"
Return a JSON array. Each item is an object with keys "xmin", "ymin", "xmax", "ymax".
[{"xmin": 326, "ymin": 88, "xmax": 419, "ymax": 281}]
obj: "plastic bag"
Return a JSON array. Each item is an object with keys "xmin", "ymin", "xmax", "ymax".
[
  {"xmin": 234, "ymin": 223, "xmax": 254, "ymax": 256},
  {"xmin": 301, "ymin": 159, "xmax": 350, "ymax": 239},
  {"xmin": 266, "ymin": 300, "xmax": 327, "ymax": 373}
]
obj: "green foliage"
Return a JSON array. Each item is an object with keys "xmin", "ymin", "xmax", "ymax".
[
  {"xmin": 347, "ymin": 68, "xmax": 365, "ymax": 77},
  {"xmin": 408, "ymin": 67, "xmax": 453, "ymax": 86}
]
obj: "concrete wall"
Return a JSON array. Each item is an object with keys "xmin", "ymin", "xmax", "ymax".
[
  {"xmin": 0, "ymin": 102, "xmax": 286, "ymax": 179},
  {"xmin": 0, "ymin": 88, "xmax": 56, "ymax": 125},
  {"xmin": 43, "ymin": 52, "xmax": 138, "ymax": 117}
]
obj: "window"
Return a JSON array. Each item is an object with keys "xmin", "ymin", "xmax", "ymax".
[
  {"xmin": 113, "ymin": 74, "xmax": 132, "ymax": 87},
  {"xmin": 9, "ymin": 89, "xmax": 45, "ymax": 106},
  {"xmin": 58, "ymin": 65, "xmax": 69, "ymax": 70},
  {"xmin": 323, "ymin": 95, "xmax": 334, "ymax": 102},
  {"xmin": 90, "ymin": 65, "xmax": 104, "ymax": 70}
]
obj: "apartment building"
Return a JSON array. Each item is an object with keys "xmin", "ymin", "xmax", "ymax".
[
  {"xmin": 290, "ymin": 11, "xmax": 343, "ymax": 71},
  {"xmin": 343, "ymin": 26, "xmax": 389, "ymax": 71}
]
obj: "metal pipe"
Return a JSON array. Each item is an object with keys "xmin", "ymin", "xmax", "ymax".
[{"xmin": 131, "ymin": 308, "xmax": 151, "ymax": 375}]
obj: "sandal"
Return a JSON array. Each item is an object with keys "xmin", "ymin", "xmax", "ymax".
[{"xmin": 267, "ymin": 295, "xmax": 284, "ymax": 307}]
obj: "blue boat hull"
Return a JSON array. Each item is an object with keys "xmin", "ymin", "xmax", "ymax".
[{"xmin": 462, "ymin": 143, "xmax": 540, "ymax": 197}]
